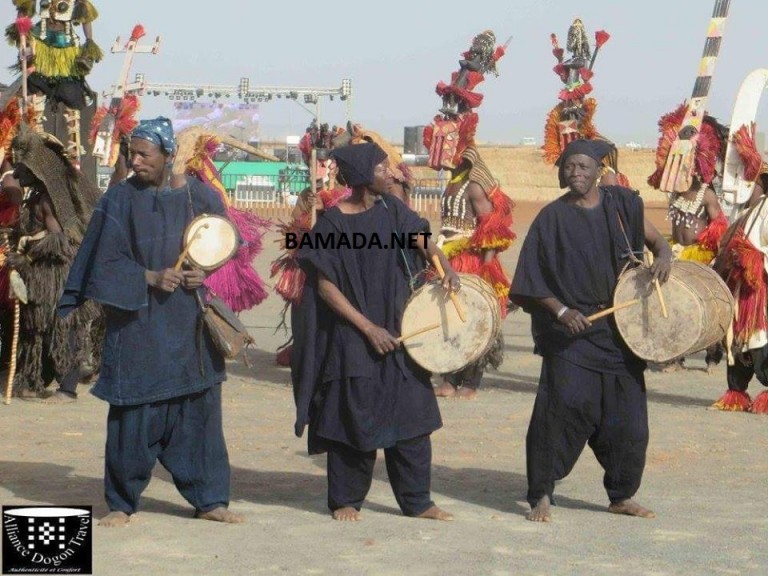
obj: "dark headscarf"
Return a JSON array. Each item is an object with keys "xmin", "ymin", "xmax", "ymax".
[
  {"xmin": 555, "ymin": 138, "xmax": 615, "ymax": 188},
  {"xmin": 131, "ymin": 117, "xmax": 177, "ymax": 155},
  {"xmin": 331, "ymin": 142, "xmax": 388, "ymax": 187}
]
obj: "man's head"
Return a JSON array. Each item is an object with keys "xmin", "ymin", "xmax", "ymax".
[
  {"xmin": 331, "ymin": 142, "xmax": 390, "ymax": 194},
  {"xmin": 556, "ymin": 138, "xmax": 615, "ymax": 193},
  {"xmin": 129, "ymin": 117, "xmax": 176, "ymax": 186}
]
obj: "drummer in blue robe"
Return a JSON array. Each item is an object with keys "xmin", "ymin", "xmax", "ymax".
[
  {"xmin": 58, "ymin": 117, "xmax": 244, "ymax": 527},
  {"xmin": 293, "ymin": 142, "xmax": 457, "ymax": 521},
  {"xmin": 510, "ymin": 139, "xmax": 673, "ymax": 522}
]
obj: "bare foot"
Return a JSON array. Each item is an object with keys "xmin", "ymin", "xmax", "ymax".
[
  {"xmin": 98, "ymin": 511, "xmax": 130, "ymax": 527},
  {"xmin": 332, "ymin": 507, "xmax": 361, "ymax": 521},
  {"xmin": 526, "ymin": 495, "xmax": 551, "ymax": 522},
  {"xmin": 195, "ymin": 507, "xmax": 245, "ymax": 523},
  {"xmin": 417, "ymin": 505, "xmax": 453, "ymax": 521},
  {"xmin": 455, "ymin": 387, "xmax": 477, "ymax": 400},
  {"xmin": 434, "ymin": 382, "xmax": 457, "ymax": 398},
  {"xmin": 608, "ymin": 499, "xmax": 655, "ymax": 519}
]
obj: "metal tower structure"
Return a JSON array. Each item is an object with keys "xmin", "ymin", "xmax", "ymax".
[{"xmin": 136, "ymin": 76, "xmax": 353, "ymax": 121}]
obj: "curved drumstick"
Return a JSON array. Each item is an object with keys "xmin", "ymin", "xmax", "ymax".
[
  {"xmin": 654, "ymin": 279, "xmax": 669, "ymax": 319},
  {"xmin": 430, "ymin": 254, "xmax": 466, "ymax": 322},
  {"xmin": 174, "ymin": 222, "xmax": 210, "ymax": 271},
  {"xmin": 586, "ymin": 299, "xmax": 641, "ymax": 322},
  {"xmin": 397, "ymin": 323, "xmax": 441, "ymax": 343}
]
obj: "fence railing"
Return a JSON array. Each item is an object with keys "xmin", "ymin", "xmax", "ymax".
[{"xmin": 226, "ymin": 174, "xmax": 445, "ymax": 222}]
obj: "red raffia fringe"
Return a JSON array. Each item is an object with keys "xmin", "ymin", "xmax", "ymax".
[
  {"xmin": 648, "ymin": 103, "xmax": 723, "ymax": 188},
  {"xmin": 732, "ymin": 123, "xmax": 763, "ymax": 183},
  {"xmin": 542, "ymin": 98, "xmax": 597, "ymax": 164},
  {"xmin": 89, "ymin": 94, "xmax": 140, "ymax": 166},
  {"xmin": 471, "ymin": 187, "xmax": 516, "ymax": 251},
  {"xmin": 443, "ymin": 187, "xmax": 515, "ymax": 318},
  {"xmin": 750, "ymin": 390, "xmax": 768, "ymax": 414},
  {"xmin": 726, "ymin": 229, "xmax": 768, "ymax": 343},
  {"xmin": 711, "ymin": 389, "xmax": 751, "ymax": 411},
  {"xmin": 696, "ymin": 212, "xmax": 728, "ymax": 252},
  {"xmin": 184, "ymin": 139, "xmax": 271, "ymax": 312}
]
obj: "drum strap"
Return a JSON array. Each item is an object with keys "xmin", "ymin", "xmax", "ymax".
[
  {"xmin": 615, "ymin": 210, "xmax": 642, "ymax": 266},
  {"xmin": 378, "ymin": 196, "xmax": 425, "ymax": 292}
]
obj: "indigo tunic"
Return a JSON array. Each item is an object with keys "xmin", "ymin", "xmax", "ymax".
[
  {"xmin": 59, "ymin": 176, "xmax": 227, "ymax": 406},
  {"xmin": 293, "ymin": 196, "xmax": 442, "ymax": 453}
]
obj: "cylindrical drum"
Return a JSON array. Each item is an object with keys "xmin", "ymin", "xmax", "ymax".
[
  {"xmin": 613, "ymin": 261, "xmax": 734, "ymax": 363},
  {"xmin": 400, "ymin": 273, "xmax": 500, "ymax": 373}
]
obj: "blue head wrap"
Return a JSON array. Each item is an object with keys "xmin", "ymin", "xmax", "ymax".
[{"xmin": 131, "ymin": 117, "xmax": 177, "ymax": 155}]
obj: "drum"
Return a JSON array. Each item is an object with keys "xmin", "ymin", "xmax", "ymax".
[
  {"xmin": 183, "ymin": 214, "xmax": 239, "ymax": 271},
  {"xmin": 613, "ymin": 261, "xmax": 734, "ymax": 363},
  {"xmin": 400, "ymin": 273, "xmax": 500, "ymax": 373}
]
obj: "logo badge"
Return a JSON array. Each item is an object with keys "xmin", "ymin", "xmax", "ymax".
[{"xmin": 2, "ymin": 506, "xmax": 92, "ymax": 574}]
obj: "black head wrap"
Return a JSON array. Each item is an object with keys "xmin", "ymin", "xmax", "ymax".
[
  {"xmin": 555, "ymin": 138, "xmax": 615, "ymax": 188},
  {"xmin": 331, "ymin": 142, "xmax": 388, "ymax": 187}
]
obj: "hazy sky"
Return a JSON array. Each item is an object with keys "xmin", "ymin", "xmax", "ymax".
[{"xmin": 2, "ymin": 0, "xmax": 767, "ymax": 146}]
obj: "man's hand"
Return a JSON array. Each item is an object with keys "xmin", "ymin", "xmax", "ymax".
[
  {"xmin": 146, "ymin": 268, "xmax": 184, "ymax": 293},
  {"xmin": 363, "ymin": 324, "xmax": 400, "ymax": 355},
  {"xmin": 182, "ymin": 268, "xmax": 207, "ymax": 289},
  {"xmin": 650, "ymin": 255, "xmax": 672, "ymax": 284},
  {"xmin": 442, "ymin": 265, "xmax": 461, "ymax": 293},
  {"xmin": 558, "ymin": 308, "xmax": 592, "ymax": 335}
]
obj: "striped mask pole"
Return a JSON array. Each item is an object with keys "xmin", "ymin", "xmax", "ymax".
[{"xmin": 660, "ymin": 0, "xmax": 732, "ymax": 193}]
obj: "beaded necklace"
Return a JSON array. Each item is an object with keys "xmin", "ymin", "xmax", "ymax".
[
  {"xmin": 440, "ymin": 179, "xmax": 474, "ymax": 233},
  {"xmin": 667, "ymin": 188, "xmax": 706, "ymax": 230}
]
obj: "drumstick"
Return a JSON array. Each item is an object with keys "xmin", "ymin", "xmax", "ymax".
[
  {"xmin": 586, "ymin": 299, "xmax": 641, "ymax": 322},
  {"xmin": 397, "ymin": 323, "xmax": 441, "ymax": 343},
  {"xmin": 654, "ymin": 279, "xmax": 669, "ymax": 319},
  {"xmin": 430, "ymin": 254, "xmax": 466, "ymax": 322},
  {"xmin": 174, "ymin": 223, "xmax": 210, "ymax": 271},
  {"xmin": 310, "ymin": 148, "xmax": 317, "ymax": 228},
  {"xmin": 645, "ymin": 252, "xmax": 669, "ymax": 319}
]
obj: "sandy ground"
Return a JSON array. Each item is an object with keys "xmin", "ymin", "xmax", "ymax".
[{"xmin": 2, "ymin": 201, "xmax": 767, "ymax": 576}]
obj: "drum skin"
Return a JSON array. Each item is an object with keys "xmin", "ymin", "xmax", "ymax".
[
  {"xmin": 401, "ymin": 273, "xmax": 500, "ymax": 373},
  {"xmin": 613, "ymin": 261, "xmax": 734, "ymax": 363},
  {"xmin": 184, "ymin": 214, "xmax": 240, "ymax": 271}
]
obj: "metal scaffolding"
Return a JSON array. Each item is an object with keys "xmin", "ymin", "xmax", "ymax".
[{"xmin": 137, "ymin": 76, "xmax": 353, "ymax": 120}]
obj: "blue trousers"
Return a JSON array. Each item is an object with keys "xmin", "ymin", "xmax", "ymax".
[
  {"xmin": 104, "ymin": 384, "xmax": 231, "ymax": 515},
  {"xmin": 326, "ymin": 434, "xmax": 434, "ymax": 516},
  {"xmin": 526, "ymin": 356, "xmax": 648, "ymax": 507}
]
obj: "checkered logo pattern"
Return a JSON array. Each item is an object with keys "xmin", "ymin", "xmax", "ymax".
[{"xmin": 26, "ymin": 518, "xmax": 67, "ymax": 550}]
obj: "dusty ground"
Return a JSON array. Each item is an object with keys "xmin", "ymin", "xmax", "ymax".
[{"xmin": 1, "ymin": 201, "xmax": 767, "ymax": 576}]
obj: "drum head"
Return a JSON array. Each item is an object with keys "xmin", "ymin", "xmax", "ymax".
[
  {"xmin": 184, "ymin": 214, "xmax": 239, "ymax": 271},
  {"xmin": 401, "ymin": 274, "xmax": 497, "ymax": 373},
  {"xmin": 613, "ymin": 261, "xmax": 733, "ymax": 363}
]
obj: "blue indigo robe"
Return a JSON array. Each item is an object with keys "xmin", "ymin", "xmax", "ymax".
[
  {"xmin": 58, "ymin": 176, "xmax": 227, "ymax": 406},
  {"xmin": 292, "ymin": 196, "xmax": 442, "ymax": 454}
]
